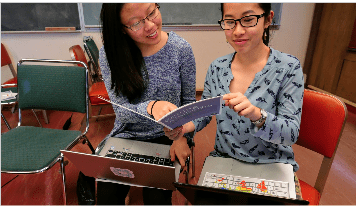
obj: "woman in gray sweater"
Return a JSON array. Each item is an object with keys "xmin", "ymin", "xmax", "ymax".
[{"xmin": 97, "ymin": 3, "xmax": 196, "ymax": 205}]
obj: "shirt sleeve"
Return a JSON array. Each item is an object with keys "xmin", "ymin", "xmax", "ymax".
[
  {"xmin": 192, "ymin": 63, "xmax": 214, "ymax": 132},
  {"xmin": 251, "ymin": 60, "xmax": 304, "ymax": 146},
  {"xmin": 99, "ymin": 47, "xmax": 154, "ymax": 123}
]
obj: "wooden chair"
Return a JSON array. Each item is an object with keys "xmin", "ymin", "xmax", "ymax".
[
  {"xmin": 296, "ymin": 88, "xmax": 348, "ymax": 205},
  {"xmin": 1, "ymin": 59, "xmax": 95, "ymax": 205},
  {"xmin": 2, "ymin": 43, "xmax": 18, "ymax": 115},
  {"xmin": 69, "ymin": 45, "xmax": 115, "ymax": 120},
  {"xmin": 1, "ymin": 43, "xmax": 17, "ymax": 86}
]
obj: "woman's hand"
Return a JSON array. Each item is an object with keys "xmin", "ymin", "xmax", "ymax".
[
  {"xmin": 223, "ymin": 93, "xmax": 261, "ymax": 122},
  {"xmin": 163, "ymin": 121, "xmax": 195, "ymax": 141},
  {"xmin": 163, "ymin": 126, "xmax": 185, "ymax": 141},
  {"xmin": 147, "ymin": 100, "xmax": 178, "ymax": 120},
  {"xmin": 169, "ymin": 136, "xmax": 191, "ymax": 166}
]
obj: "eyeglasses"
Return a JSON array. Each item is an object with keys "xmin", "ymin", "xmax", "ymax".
[
  {"xmin": 123, "ymin": 5, "xmax": 160, "ymax": 32},
  {"xmin": 218, "ymin": 13, "xmax": 265, "ymax": 30}
]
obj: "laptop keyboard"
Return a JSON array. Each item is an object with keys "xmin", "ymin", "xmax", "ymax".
[
  {"xmin": 105, "ymin": 150, "xmax": 174, "ymax": 167},
  {"xmin": 202, "ymin": 172, "xmax": 290, "ymax": 198}
]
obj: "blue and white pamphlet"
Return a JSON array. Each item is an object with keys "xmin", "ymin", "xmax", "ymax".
[
  {"xmin": 98, "ymin": 96, "xmax": 223, "ymax": 130},
  {"xmin": 1, "ymin": 91, "xmax": 17, "ymax": 101}
]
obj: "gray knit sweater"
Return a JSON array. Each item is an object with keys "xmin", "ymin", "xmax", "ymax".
[{"xmin": 99, "ymin": 31, "xmax": 196, "ymax": 140}]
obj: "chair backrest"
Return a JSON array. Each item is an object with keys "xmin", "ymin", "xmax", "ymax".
[
  {"xmin": 70, "ymin": 44, "xmax": 98, "ymax": 85},
  {"xmin": 69, "ymin": 45, "xmax": 89, "ymax": 67},
  {"xmin": 83, "ymin": 36, "xmax": 99, "ymax": 73},
  {"xmin": 296, "ymin": 89, "xmax": 348, "ymax": 195},
  {"xmin": 17, "ymin": 59, "xmax": 90, "ymax": 132},
  {"xmin": 1, "ymin": 43, "xmax": 17, "ymax": 77}
]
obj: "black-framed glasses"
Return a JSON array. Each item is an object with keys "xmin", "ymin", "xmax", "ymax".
[
  {"xmin": 123, "ymin": 5, "xmax": 160, "ymax": 32},
  {"xmin": 218, "ymin": 13, "xmax": 265, "ymax": 30}
]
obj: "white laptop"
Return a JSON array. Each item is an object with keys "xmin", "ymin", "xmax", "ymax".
[
  {"xmin": 61, "ymin": 137, "xmax": 181, "ymax": 191},
  {"xmin": 198, "ymin": 156, "xmax": 297, "ymax": 199},
  {"xmin": 173, "ymin": 156, "xmax": 309, "ymax": 205}
]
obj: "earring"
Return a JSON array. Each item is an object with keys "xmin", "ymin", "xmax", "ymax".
[
  {"xmin": 226, "ymin": 39, "xmax": 229, "ymax": 43},
  {"xmin": 263, "ymin": 29, "xmax": 268, "ymax": 41}
]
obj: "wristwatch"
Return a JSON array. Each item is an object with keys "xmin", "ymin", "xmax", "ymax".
[{"xmin": 251, "ymin": 109, "xmax": 267, "ymax": 125}]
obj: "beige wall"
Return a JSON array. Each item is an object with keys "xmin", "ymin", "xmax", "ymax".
[{"xmin": 1, "ymin": 3, "xmax": 315, "ymax": 90}]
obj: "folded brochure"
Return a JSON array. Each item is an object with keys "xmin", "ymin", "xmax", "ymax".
[
  {"xmin": 98, "ymin": 96, "xmax": 223, "ymax": 130},
  {"xmin": 1, "ymin": 91, "xmax": 17, "ymax": 101}
]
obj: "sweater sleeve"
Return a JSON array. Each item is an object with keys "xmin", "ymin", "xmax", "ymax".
[
  {"xmin": 251, "ymin": 60, "xmax": 304, "ymax": 146},
  {"xmin": 180, "ymin": 43, "xmax": 197, "ymax": 106},
  {"xmin": 99, "ymin": 47, "xmax": 153, "ymax": 123}
]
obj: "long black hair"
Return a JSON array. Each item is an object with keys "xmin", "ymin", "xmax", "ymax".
[
  {"xmin": 220, "ymin": 3, "xmax": 272, "ymax": 46},
  {"xmin": 100, "ymin": 3, "xmax": 148, "ymax": 103}
]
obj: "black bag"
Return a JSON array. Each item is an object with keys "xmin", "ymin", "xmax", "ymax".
[
  {"xmin": 62, "ymin": 113, "xmax": 73, "ymax": 130},
  {"xmin": 62, "ymin": 113, "xmax": 96, "ymax": 204},
  {"xmin": 76, "ymin": 171, "xmax": 96, "ymax": 205},
  {"xmin": 75, "ymin": 139, "xmax": 96, "ymax": 205}
]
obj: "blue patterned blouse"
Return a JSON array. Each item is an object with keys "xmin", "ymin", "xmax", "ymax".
[
  {"xmin": 99, "ymin": 31, "xmax": 196, "ymax": 140},
  {"xmin": 192, "ymin": 48, "xmax": 304, "ymax": 172}
]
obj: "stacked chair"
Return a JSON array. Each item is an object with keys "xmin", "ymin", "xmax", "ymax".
[{"xmin": 69, "ymin": 39, "xmax": 114, "ymax": 120}]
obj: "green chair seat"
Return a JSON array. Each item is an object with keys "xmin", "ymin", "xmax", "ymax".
[{"xmin": 1, "ymin": 126, "xmax": 81, "ymax": 172}]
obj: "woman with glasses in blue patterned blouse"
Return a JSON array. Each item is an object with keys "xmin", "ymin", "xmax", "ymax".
[
  {"xmin": 97, "ymin": 3, "xmax": 196, "ymax": 205},
  {"xmin": 165, "ymin": 2, "xmax": 304, "ymax": 187}
]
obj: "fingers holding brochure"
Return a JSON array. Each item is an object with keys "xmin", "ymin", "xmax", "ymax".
[
  {"xmin": 148, "ymin": 100, "xmax": 178, "ymax": 121},
  {"xmin": 98, "ymin": 95, "xmax": 223, "ymax": 130},
  {"xmin": 163, "ymin": 126, "xmax": 183, "ymax": 141}
]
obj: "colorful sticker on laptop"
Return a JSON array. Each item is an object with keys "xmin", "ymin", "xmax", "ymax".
[{"xmin": 110, "ymin": 167, "xmax": 135, "ymax": 178}]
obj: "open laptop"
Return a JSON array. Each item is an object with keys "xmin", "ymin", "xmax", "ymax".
[
  {"xmin": 174, "ymin": 182, "xmax": 309, "ymax": 205},
  {"xmin": 175, "ymin": 156, "xmax": 309, "ymax": 205},
  {"xmin": 61, "ymin": 137, "xmax": 181, "ymax": 191}
]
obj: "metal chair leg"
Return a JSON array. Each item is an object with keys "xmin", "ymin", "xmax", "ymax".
[
  {"xmin": 95, "ymin": 106, "xmax": 103, "ymax": 122},
  {"xmin": 32, "ymin": 109, "xmax": 43, "ymax": 127},
  {"xmin": 11, "ymin": 104, "xmax": 17, "ymax": 113},
  {"xmin": 42, "ymin": 110, "xmax": 49, "ymax": 124},
  {"xmin": 82, "ymin": 135, "xmax": 95, "ymax": 154},
  {"xmin": 60, "ymin": 155, "xmax": 67, "ymax": 205},
  {"xmin": 95, "ymin": 179, "xmax": 98, "ymax": 205},
  {"xmin": 1, "ymin": 112, "xmax": 11, "ymax": 130},
  {"xmin": 184, "ymin": 156, "xmax": 190, "ymax": 205},
  {"xmin": 185, "ymin": 156, "xmax": 190, "ymax": 183},
  {"xmin": 191, "ymin": 146, "xmax": 195, "ymax": 178}
]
